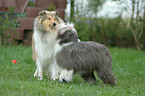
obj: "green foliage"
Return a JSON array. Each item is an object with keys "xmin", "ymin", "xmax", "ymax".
[
  {"xmin": 46, "ymin": 3, "xmax": 56, "ymax": 11},
  {"xmin": 87, "ymin": 0, "xmax": 106, "ymax": 16},
  {"xmin": 16, "ymin": 13, "xmax": 27, "ymax": 18},
  {"xmin": 0, "ymin": 7, "xmax": 27, "ymax": 45},
  {"xmin": 0, "ymin": 7, "xmax": 17, "ymax": 45},
  {"xmin": 0, "ymin": 46, "xmax": 145, "ymax": 96},
  {"xmin": 112, "ymin": 0, "xmax": 145, "ymax": 50},
  {"xmin": 72, "ymin": 0, "xmax": 145, "ymax": 50},
  {"xmin": 28, "ymin": 1, "xmax": 35, "ymax": 7},
  {"xmin": 74, "ymin": 15, "xmax": 145, "ymax": 49}
]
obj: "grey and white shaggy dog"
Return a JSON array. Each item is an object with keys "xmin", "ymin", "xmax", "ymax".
[{"xmin": 55, "ymin": 23, "xmax": 117, "ymax": 86}]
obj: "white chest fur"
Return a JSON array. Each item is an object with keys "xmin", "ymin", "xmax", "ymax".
[
  {"xmin": 33, "ymin": 28, "xmax": 61, "ymax": 80},
  {"xmin": 34, "ymin": 30, "xmax": 57, "ymax": 66}
]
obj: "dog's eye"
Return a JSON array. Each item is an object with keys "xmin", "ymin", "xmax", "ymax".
[{"xmin": 48, "ymin": 18, "xmax": 51, "ymax": 20}]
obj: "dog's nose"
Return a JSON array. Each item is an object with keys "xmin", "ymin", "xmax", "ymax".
[{"xmin": 53, "ymin": 22, "xmax": 56, "ymax": 26}]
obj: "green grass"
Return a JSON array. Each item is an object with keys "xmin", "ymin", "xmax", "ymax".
[{"xmin": 0, "ymin": 45, "xmax": 145, "ymax": 96}]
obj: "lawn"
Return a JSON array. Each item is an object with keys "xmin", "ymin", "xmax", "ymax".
[{"xmin": 0, "ymin": 45, "xmax": 145, "ymax": 96}]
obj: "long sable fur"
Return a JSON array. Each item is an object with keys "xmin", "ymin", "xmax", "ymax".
[{"xmin": 56, "ymin": 26, "xmax": 116, "ymax": 86}]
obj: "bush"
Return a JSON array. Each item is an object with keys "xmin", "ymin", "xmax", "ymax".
[
  {"xmin": 74, "ymin": 16, "xmax": 145, "ymax": 49},
  {"xmin": 0, "ymin": 7, "xmax": 18, "ymax": 45},
  {"xmin": 0, "ymin": 7, "xmax": 26, "ymax": 45}
]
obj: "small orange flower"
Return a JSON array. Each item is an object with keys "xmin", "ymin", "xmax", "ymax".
[{"xmin": 12, "ymin": 60, "xmax": 17, "ymax": 64}]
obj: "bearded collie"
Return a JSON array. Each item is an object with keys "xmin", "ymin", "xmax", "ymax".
[{"xmin": 55, "ymin": 23, "xmax": 117, "ymax": 86}]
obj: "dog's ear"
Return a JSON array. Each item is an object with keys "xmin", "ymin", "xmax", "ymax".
[
  {"xmin": 55, "ymin": 11, "xmax": 59, "ymax": 16},
  {"xmin": 39, "ymin": 10, "xmax": 47, "ymax": 16}
]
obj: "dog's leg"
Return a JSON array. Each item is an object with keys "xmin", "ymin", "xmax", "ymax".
[
  {"xmin": 32, "ymin": 34, "xmax": 37, "ymax": 62},
  {"xmin": 81, "ymin": 72, "xmax": 97, "ymax": 84},
  {"xmin": 59, "ymin": 69, "xmax": 74, "ymax": 83},
  {"xmin": 36, "ymin": 59, "xmax": 43, "ymax": 80},
  {"xmin": 34, "ymin": 68, "xmax": 38, "ymax": 77},
  {"xmin": 48, "ymin": 62, "xmax": 60, "ymax": 80}
]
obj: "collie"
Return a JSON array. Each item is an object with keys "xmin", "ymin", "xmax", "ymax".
[{"xmin": 32, "ymin": 10, "xmax": 64, "ymax": 80}]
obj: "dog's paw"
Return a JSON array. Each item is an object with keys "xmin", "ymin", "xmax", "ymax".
[
  {"xmin": 52, "ymin": 75, "xmax": 59, "ymax": 81},
  {"xmin": 59, "ymin": 78, "xmax": 68, "ymax": 83},
  {"xmin": 58, "ymin": 69, "xmax": 74, "ymax": 83},
  {"xmin": 58, "ymin": 75, "xmax": 69, "ymax": 83},
  {"xmin": 38, "ymin": 77, "xmax": 43, "ymax": 80},
  {"xmin": 50, "ymin": 73, "xmax": 59, "ymax": 81},
  {"xmin": 58, "ymin": 75, "xmax": 72, "ymax": 83},
  {"xmin": 58, "ymin": 74, "xmax": 63, "ymax": 82}
]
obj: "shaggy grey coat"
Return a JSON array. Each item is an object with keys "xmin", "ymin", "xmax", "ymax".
[{"xmin": 56, "ymin": 25, "xmax": 116, "ymax": 86}]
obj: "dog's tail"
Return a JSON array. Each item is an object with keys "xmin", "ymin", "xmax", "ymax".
[
  {"xmin": 95, "ymin": 50, "xmax": 117, "ymax": 86},
  {"xmin": 96, "ymin": 64, "xmax": 117, "ymax": 86},
  {"xmin": 90, "ymin": 42, "xmax": 117, "ymax": 86}
]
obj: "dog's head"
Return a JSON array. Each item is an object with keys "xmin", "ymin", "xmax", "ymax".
[
  {"xmin": 56, "ymin": 23, "xmax": 78, "ymax": 44},
  {"xmin": 35, "ymin": 10, "xmax": 61, "ymax": 32},
  {"xmin": 57, "ymin": 23, "xmax": 76, "ymax": 34}
]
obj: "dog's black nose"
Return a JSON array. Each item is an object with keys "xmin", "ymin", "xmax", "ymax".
[{"xmin": 53, "ymin": 22, "xmax": 56, "ymax": 26}]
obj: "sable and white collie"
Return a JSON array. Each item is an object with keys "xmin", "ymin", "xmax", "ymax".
[
  {"xmin": 32, "ymin": 10, "xmax": 64, "ymax": 80},
  {"xmin": 55, "ymin": 23, "xmax": 117, "ymax": 86}
]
